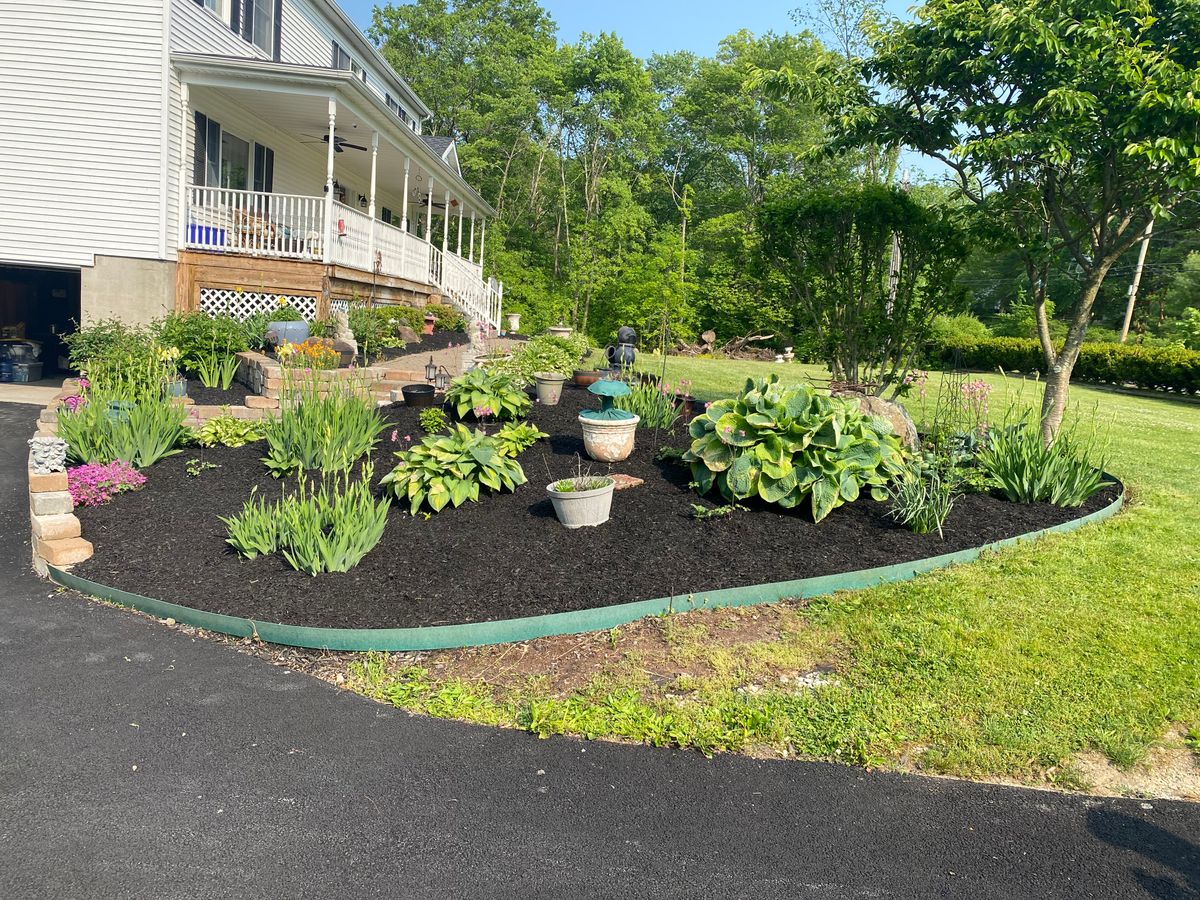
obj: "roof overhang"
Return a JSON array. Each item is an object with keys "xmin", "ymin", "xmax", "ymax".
[{"xmin": 172, "ymin": 53, "xmax": 494, "ymax": 216}]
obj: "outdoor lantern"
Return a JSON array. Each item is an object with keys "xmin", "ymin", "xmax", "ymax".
[
  {"xmin": 425, "ymin": 356, "xmax": 437, "ymax": 382},
  {"xmin": 434, "ymin": 366, "xmax": 451, "ymax": 392}
]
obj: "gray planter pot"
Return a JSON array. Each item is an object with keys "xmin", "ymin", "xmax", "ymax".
[
  {"xmin": 268, "ymin": 320, "xmax": 309, "ymax": 346},
  {"xmin": 547, "ymin": 477, "xmax": 615, "ymax": 528},
  {"xmin": 534, "ymin": 371, "xmax": 567, "ymax": 405}
]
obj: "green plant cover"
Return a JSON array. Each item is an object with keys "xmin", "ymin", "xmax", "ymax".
[
  {"xmin": 494, "ymin": 420, "xmax": 549, "ymax": 457},
  {"xmin": 682, "ymin": 374, "xmax": 906, "ymax": 522},
  {"xmin": 445, "ymin": 368, "xmax": 532, "ymax": 421},
  {"xmin": 380, "ymin": 424, "xmax": 527, "ymax": 514}
]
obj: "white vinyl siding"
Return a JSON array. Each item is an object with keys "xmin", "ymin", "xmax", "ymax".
[
  {"xmin": 171, "ymin": 0, "xmax": 265, "ymax": 59},
  {"xmin": 279, "ymin": 0, "xmax": 330, "ymax": 67},
  {"xmin": 0, "ymin": 0, "xmax": 168, "ymax": 268}
]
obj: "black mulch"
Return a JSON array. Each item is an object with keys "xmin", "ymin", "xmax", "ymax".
[
  {"xmin": 368, "ymin": 330, "xmax": 464, "ymax": 364},
  {"xmin": 74, "ymin": 386, "xmax": 1122, "ymax": 630},
  {"xmin": 185, "ymin": 380, "xmax": 247, "ymax": 407}
]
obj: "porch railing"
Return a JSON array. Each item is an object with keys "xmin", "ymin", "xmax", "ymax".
[
  {"xmin": 185, "ymin": 186, "xmax": 501, "ymax": 329},
  {"xmin": 185, "ymin": 186, "xmax": 325, "ymax": 259}
]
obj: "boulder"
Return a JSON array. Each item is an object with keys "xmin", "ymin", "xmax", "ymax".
[
  {"xmin": 397, "ymin": 325, "xmax": 420, "ymax": 345},
  {"xmin": 331, "ymin": 339, "xmax": 357, "ymax": 368},
  {"xmin": 831, "ymin": 390, "xmax": 919, "ymax": 449}
]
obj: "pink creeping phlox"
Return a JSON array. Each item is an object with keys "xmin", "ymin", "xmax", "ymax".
[{"xmin": 67, "ymin": 461, "xmax": 146, "ymax": 507}]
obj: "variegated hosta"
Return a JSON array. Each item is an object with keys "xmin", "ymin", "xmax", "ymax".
[
  {"xmin": 682, "ymin": 375, "xmax": 906, "ymax": 523},
  {"xmin": 381, "ymin": 424, "xmax": 527, "ymax": 514}
]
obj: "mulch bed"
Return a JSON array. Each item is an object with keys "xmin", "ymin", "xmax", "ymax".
[
  {"xmin": 185, "ymin": 380, "xmax": 247, "ymax": 407},
  {"xmin": 74, "ymin": 386, "xmax": 1121, "ymax": 630},
  {"xmin": 368, "ymin": 330, "xmax": 464, "ymax": 364}
]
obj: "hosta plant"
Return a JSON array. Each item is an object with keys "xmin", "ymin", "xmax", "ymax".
[
  {"xmin": 683, "ymin": 375, "xmax": 905, "ymax": 522},
  {"xmin": 196, "ymin": 413, "xmax": 265, "ymax": 448},
  {"xmin": 494, "ymin": 421, "xmax": 548, "ymax": 457},
  {"xmin": 381, "ymin": 424, "xmax": 526, "ymax": 514},
  {"xmin": 445, "ymin": 368, "xmax": 531, "ymax": 421}
]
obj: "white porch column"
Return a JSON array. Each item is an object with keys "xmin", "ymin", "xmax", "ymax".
[
  {"xmin": 322, "ymin": 97, "xmax": 337, "ymax": 264},
  {"xmin": 456, "ymin": 205, "xmax": 464, "ymax": 256},
  {"xmin": 425, "ymin": 177, "xmax": 435, "ymax": 244},
  {"xmin": 469, "ymin": 212, "xmax": 476, "ymax": 263},
  {"xmin": 479, "ymin": 218, "xmax": 486, "ymax": 270},
  {"xmin": 442, "ymin": 189, "xmax": 450, "ymax": 253},
  {"xmin": 177, "ymin": 81, "xmax": 191, "ymax": 250},
  {"xmin": 400, "ymin": 157, "xmax": 411, "ymax": 231},
  {"xmin": 367, "ymin": 131, "xmax": 379, "ymax": 270}
]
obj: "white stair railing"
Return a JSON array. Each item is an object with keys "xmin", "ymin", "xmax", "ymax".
[{"xmin": 430, "ymin": 247, "xmax": 502, "ymax": 331}]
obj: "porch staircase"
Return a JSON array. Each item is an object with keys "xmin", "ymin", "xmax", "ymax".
[{"xmin": 369, "ymin": 335, "xmax": 527, "ymax": 404}]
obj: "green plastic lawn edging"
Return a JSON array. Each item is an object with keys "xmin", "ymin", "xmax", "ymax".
[{"xmin": 49, "ymin": 487, "xmax": 1124, "ymax": 652}]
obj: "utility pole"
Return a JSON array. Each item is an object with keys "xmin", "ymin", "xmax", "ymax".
[
  {"xmin": 886, "ymin": 168, "xmax": 910, "ymax": 316},
  {"xmin": 1120, "ymin": 219, "xmax": 1154, "ymax": 342}
]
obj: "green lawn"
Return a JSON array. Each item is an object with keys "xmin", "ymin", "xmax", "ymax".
[{"xmin": 350, "ymin": 357, "xmax": 1200, "ymax": 788}]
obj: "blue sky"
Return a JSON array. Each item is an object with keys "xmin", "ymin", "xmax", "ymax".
[{"xmin": 339, "ymin": 1, "xmax": 914, "ymax": 58}]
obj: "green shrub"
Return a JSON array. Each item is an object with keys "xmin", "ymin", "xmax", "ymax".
[
  {"xmin": 424, "ymin": 302, "xmax": 468, "ymax": 333},
  {"xmin": 446, "ymin": 368, "xmax": 531, "ymax": 421},
  {"xmin": 418, "ymin": 407, "xmax": 449, "ymax": 434},
  {"xmin": 223, "ymin": 467, "xmax": 390, "ymax": 574},
  {"xmin": 991, "ymin": 300, "xmax": 1066, "ymax": 340},
  {"xmin": 261, "ymin": 372, "xmax": 386, "ymax": 476},
  {"xmin": 1176, "ymin": 307, "xmax": 1200, "ymax": 350},
  {"xmin": 887, "ymin": 468, "xmax": 960, "ymax": 537},
  {"xmin": 348, "ymin": 305, "xmax": 407, "ymax": 361},
  {"xmin": 926, "ymin": 336, "xmax": 1200, "ymax": 393},
  {"xmin": 979, "ymin": 412, "xmax": 1111, "ymax": 507},
  {"xmin": 196, "ymin": 414, "xmax": 265, "ymax": 448},
  {"xmin": 154, "ymin": 312, "xmax": 248, "ymax": 371},
  {"xmin": 683, "ymin": 375, "xmax": 906, "ymax": 522},
  {"xmin": 615, "ymin": 380, "xmax": 685, "ymax": 429},
  {"xmin": 268, "ymin": 304, "xmax": 306, "ymax": 323},
  {"xmin": 381, "ymin": 424, "xmax": 526, "ymax": 514},
  {"xmin": 929, "ymin": 313, "xmax": 991, "ymax": 345},
  {"xmin": 494, "ymin": 421, "xmax": 548, "ymax": 457},
  {"xmin": 495, "ymin": 333, "xmax": 593, "ymax": 384},
  {"xmin": 62, "ymin": 320, "xmax": 157, "ymax": 384}
]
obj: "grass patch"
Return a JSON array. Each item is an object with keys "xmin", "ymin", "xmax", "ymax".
[{"xmin": 346, "ymin": 358, "xmax": 1200, "ymax": 785}]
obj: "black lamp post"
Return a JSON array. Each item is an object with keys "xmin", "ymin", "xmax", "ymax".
[{"xmin": 424, "ymin": 356, "xmax": 437, "ymax": 383}]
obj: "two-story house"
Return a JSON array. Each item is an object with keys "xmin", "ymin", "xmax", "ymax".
[{"xmin": 0, "ymin": 0, "xmax": 500, "ymax": 372}]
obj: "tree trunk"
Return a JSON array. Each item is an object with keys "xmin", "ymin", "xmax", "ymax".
[{"xmin": 1038, "ymin": 265, "xmax": 1109, "ymax": 443}]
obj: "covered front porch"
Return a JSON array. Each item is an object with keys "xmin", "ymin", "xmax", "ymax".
[{"xmin": 172, "ymin": 55, "xmax": 501, "ymax": 328}]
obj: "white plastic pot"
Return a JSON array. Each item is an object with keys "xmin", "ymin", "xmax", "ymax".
[
  {"xmin": 534, "ymin": 371, "xmax": 567, "ymax": 405},
  {"xmin": 547, "ymin": 477, "xmax": 615, "ymax": 528},
  {"xmin": 579, "ymin": 414, "xmax": 639, "ymax": 462}
]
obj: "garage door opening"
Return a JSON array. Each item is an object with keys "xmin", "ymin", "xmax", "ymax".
[{"xmin": 0, "ymin": 265, "xmax": 81, "ymax": 381}]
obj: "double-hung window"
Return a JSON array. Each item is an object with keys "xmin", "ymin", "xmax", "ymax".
[
  {"xmin": 332, "ymin": 41, "xmax": 365, "ymax": 81},
  {"xmin": 231, "ymin": 0, "xmax": 281, "ymax": 59},
  {"xmin": 193, "ymin": 112, "xmax": 274, "ymax": 194}
]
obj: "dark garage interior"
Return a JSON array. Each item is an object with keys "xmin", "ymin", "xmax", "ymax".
[{"xmin": 0, "ymin": 265, "xmax": 80, "ymax": 381}]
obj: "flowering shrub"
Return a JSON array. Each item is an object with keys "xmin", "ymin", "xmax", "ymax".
[{"xmin": 67, "ymin": 461, "xmax": 146, "ymax": 507}]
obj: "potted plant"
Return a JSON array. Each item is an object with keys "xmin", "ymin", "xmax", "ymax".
[
  {"xmin": 579, "ymin": 380, "xmax": 639, "ymax": 462},
  {"xmin": 547, "ymin": 476, "xmax": 615, "ymax": 528},
  {"xmin": 547, "ymin": 319, "xmax": 573, "ymax": 339},
  {"xmin": 267, "ymin": 303, "xmax": 309, "ymax": 346},
  {"xmin": 506, "ymin": 312, "xmax": 521, "ymax": 333},
  {"xmin": 534, "ymin": 371, "xmax": 567, "ymax": 405}
]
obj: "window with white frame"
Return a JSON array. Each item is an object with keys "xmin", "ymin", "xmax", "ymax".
[
  {"xmin": 332, "ymin": 41, "xmax": 366, "ymax": 81},
  {"xmin": 193, "ymin": 112, "xmax": 274, "ymax": 193},
  {"xmin": 230, "ymin": 0, "xmax": 281, "ymax": 59}
]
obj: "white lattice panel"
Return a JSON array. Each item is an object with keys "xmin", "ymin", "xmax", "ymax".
[
  {"xmin": 329, "ymin": 299, "xmax": 350, "ymax": 314},
  {"xmin": 198, "ymin": 288, "xmax": 318, "ymax": 321}
]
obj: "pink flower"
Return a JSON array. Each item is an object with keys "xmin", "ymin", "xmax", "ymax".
[
  {"xmin": 67, "ymin": 461, "xmax": 145, "ymax": 507},
  {"xmin": 391, "ymin": 429, "xmax": 399, "ymax": 442},
  {"xmin": 404, "ymin": 435, "xmax": 412, "ymax": 442}
]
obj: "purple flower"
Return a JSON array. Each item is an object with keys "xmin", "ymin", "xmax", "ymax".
[{"xmin": 67, "ymin": 461, "xmax": 145, "ymax": 507}]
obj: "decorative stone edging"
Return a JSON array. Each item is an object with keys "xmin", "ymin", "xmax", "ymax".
[{"xmin": 47, "ymin": 486, "xmax": 1124, "ymax": 652}]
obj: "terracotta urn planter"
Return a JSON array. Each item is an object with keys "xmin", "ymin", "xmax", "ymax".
[
  {"xmin": 534, "ymin": 372, "xmax": 567, "ymax": 406},
  {"xmin": 573, "ymin": 369, "xmax": 603, "ymax": 387},
  {"xmin": 547, "ymin": 476, "xmax": 615, "ymax": 528}
]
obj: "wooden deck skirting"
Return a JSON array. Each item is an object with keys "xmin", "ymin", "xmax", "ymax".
[{"xmin": 175, "ymin": 250, "xmax": 444, "ymax": 318}]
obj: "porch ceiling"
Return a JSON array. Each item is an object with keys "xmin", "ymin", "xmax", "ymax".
[{"xmin": 173, "ymin": 54, "xmax": 494, "ymax": 218}]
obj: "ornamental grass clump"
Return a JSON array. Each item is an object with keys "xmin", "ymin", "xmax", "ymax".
[
  {"xmin": 683, "ymin": 374, "xmax": 906, "ymax": 522},
  {"xmin": 67, "ymin": 461, "xmax": 146, "ymax": 507},
  {"xmin": 614, "ymin": 379, "xmax": 686, "ymax": 429},
  {"xmin": 261, "ymin": 371, "xmax": 386, "ymax": 476},
  {"xmin": 222, "ymin": 465, "xmax": 390, "ymax": 574},
  {"xmin": 886, "ymin": 467, "xmax": 960, "ymax": 538},
  {"xmin": 445, "ymin": 368, "xmax": 531, "ymax": 421},
  {"xmin": 979, "ymin": 409, "xmax": 1111, "ymax": 507},
  {"xmin": 381, "ymin": 424, "xmax": 526, "ymax": 514}
]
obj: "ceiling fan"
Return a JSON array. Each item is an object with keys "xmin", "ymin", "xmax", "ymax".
[{"xmin": 300, "ymin": 133, "xmax": 368, "ymax": 153}]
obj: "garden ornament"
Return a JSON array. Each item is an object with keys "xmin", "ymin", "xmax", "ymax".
[{"xmin": 29, "ymin": 436, "xmax": 68, "ymax": 474}]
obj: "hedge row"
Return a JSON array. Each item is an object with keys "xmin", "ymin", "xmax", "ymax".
[{"xmin": 927, "ymin": 336, "xmax": 1200, "ymax": 394}]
